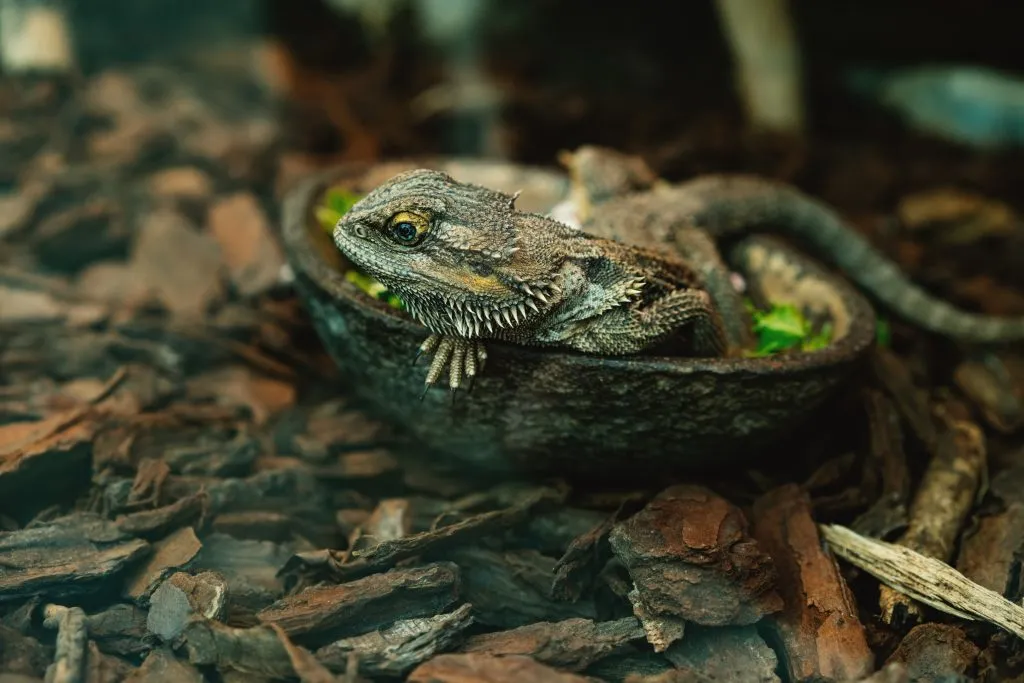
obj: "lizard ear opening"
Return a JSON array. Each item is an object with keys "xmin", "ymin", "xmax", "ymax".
[{"xmin": 386, "ymin": 211, "xmax": 431, "ymax": 247}]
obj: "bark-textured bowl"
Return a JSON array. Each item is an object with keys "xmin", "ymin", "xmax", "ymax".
[{"xmin": 280, "ymin": 159, "xmax": 877, "ymax": 479}]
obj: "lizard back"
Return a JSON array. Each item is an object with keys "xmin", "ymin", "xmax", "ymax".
[{"xmin": 585, "ymin": 176, "xmax": 1024, "ymax": 343}]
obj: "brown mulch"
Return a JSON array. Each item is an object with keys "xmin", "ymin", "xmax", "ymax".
[{"xmin": 3, "ymin": 17, "xmax": 1024, "ymax": 683}]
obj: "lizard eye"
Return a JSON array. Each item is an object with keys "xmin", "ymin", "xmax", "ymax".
[{"xmin": 387, "ymin": 211, "xmax": 430, "ymax": 246}]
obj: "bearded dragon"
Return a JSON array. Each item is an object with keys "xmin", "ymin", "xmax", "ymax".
[{"xmin": 332, "ymin": 147, "xmax": 1024, "ymax": 395}]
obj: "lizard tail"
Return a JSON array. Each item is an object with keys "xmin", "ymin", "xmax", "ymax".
[{"xmin": 680, "ymin": 175, "xmax": 1024, "ymax": 343}]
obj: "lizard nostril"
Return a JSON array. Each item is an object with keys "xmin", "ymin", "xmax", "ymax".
[{"xmin": 352, "ymin": 224, "xmax": 368, "ymax": 239}]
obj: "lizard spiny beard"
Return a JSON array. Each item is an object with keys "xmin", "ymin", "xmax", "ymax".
[{"xmin": 399, "ymin": 282, "xmax": 558, "ymax": 340}]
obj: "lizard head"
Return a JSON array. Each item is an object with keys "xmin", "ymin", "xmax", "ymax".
[{"xmin": 332, "ymin": 168, "xmax": 568, "ymax": 338}]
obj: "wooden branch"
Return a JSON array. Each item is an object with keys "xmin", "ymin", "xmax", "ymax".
[
  {"xmin": 820, "ymin": 524, "xmax": 1024, "ymax": 641},
  {"xmin": 879, "ymin": 416, "xmax": 986, "ymax": 625}
]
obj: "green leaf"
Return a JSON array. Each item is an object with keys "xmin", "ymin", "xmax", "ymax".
[
  {"xmin": 745, "ymin": 299, "xmax": 834, "ymax": 356},
  {"xmin": 317, "ymin": 188, "xmax": 364, "ymax": 235},
  {"xmin": 315, "ymin": 206, "xmax": 343, "ymax": 234},
  {"xmin": 326, "ymin": 188, "xmax": 363, "ymax": 216},
  {"xmin": 343, "ymin": 269, "xmax": 405, "ymax": 311},
  {"xmin": 803, "ymin": 322, "xmax": 833, "ymax": 352},
  {"xmin": 875, "ymin": 316, "xmax": 891, "ymax": 347}
]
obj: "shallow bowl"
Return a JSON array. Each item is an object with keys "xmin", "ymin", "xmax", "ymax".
[{"xmin": 280, "ymin": 159, "xmax": 877, "ymax": 478}]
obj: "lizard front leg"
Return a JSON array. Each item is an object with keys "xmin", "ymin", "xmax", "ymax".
[
  {"xmin": 416, "ymin": 334, "xmax": 488, "ymax": 398},
  {"xmin": 567, "ymin": 288, "xmax": 728, "ymax": 357}
]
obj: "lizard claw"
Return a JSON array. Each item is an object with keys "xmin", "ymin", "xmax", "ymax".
[
  {"xmin": 413, "ymin": 334, "xmax": 441, "ymax": 366},
  {"xmin": 417, "ymin": 335, "xmax": 486, "ymax": 398}
]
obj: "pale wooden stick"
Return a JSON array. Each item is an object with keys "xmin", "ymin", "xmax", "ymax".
[{"xmin": 820, "ymin": 523, "xmax": 1024, "ymax": 641}]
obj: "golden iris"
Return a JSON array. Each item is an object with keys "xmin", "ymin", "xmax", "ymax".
[{"xmin": 388, "ymin": 211, "xmax": 429, "ymax": 246}]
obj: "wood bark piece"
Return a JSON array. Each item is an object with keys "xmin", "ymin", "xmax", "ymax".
[
  {"xmin": 852, "ymin": 389, "xmax": 910, "ymax": 539},
  {"xmin": 210, "ymin": 510, "xmax": 323, "ymax": 545},
  {"xmin": 30, "ymin": 198, "xmax": 130, "ymax": 277},
  {"xmin": 123, "ymin": 527, "xmax": 202, "ymax": 603},
  {"xmin": 126, "ymin": 458, "xmax": 173, "ymax": 509},
  {"xmin": 663, "ymin": 624, "xmax": 780, "ymax": 683},
  {"xmin": 189, "ymin": 533, "xmax": 295, "ymax": 619},
  {"xmin": 957, "ymin": 504, "xmax": 1024, "ymax": 596},
  {"xmin": 311, "ymin": 449, "xmax": 401, "ymax": 482},
  {"xmin": 551, "ymin": 510, "xmax": 618, "ymax": 602},
  {"xmin": 84, "ymin": 604, "xmax": 149, "ymax": 657},
  {"xmin": 147, "ymin": 571, "xmax": 228, "ymax": 643},
  {"xmin": 159, "ymin": 468, "xmax": 329, "ymax": 521},
  {"xmin": 879, "ymin": 416, "xmax": 986, "ymax": 625},
  {"xmin": 323, "ymin": 488, "xmax": 559, "ymax": 582},
  {"xmin": 256, "ymin": 562, "xmax": 460, "ymax": 647},
  {"xmin": 207, "ymin": 192, "xmax": 286, "ymax": 299},
  {"xmin": 0, "ymin": 514, "xmax": 149, "ymax": 603},
  {"xmin": 447, "ymin": 548, "xmax": 597, "ymax": 629},
  {"xmin": 131, "ymin": 207, "xmax": 225, "ymax": 320},
  {"xmin": 407, "ymin": 653, "xmax": 592, "ymax": 683},
  {"xmin": 608, "ymin": 485, "xmax": 782, "ymax": 640},
  {"xmin": 347, "ymin": 498, "xmax": 411, "ymax": 554},
  {"xmin": 292, "ymin": 398, "xmax": 387, "ymax": 458},
  {"xmin": 871, "ymin": 348, "xmax": 940, "ymax": 453},
  {"xmin": 268, "ymin": 623, "xmax": 338, "ymax": 683},
  {"xmin": 820, "ymin": 524, "xmax": 1024, "ymax": 640},
  {"xmin": 83, "ymin": 639, "xmax": 138, "ymax": 682},
  {"xmin": 751, "ymin": 484, "xmax": 874, "ymax": 682},
  {"xmin": 182, "ymin": 620, "xmax": 297, "ymax": 679},
  {"xmin": 626, "ymin": 586, "xmax": 686, "ymax": 654},
  {"xmin": 184, "ymin": 369, "xmax": 296, "ymax": 430},
  {"xmin": 523, "ymin": 507, "xmax": 608, "ymax": 558},
  {"xmin": 0, "ymin": 624, "xmax": 50, "ymax": 679},
  {"xmin": 113, "ymin": 493, "xmax": 208, "ymax": 540},
  {"xmin": 147, "ymin": 167, "xmax": 214, "ymax": 201},
  {"xmin": 123, "ymin": 647, "xmax": 204, "ymax": 683},
  {"xmin": 884, "ymin": 623, "xmax": 979, "ymax": 681},
  {"xmin": 157, "ymin": 427, "xmax": 261, "ymax": 477},
  {"xmin": 860, "ymin": 663, "xmax": 912, "ymax": 683},
  {"xmin": 315, "ymin": 603, "xmax": 474, "ymax": 677},
  {"xmin": 957, "ymin": 463, "xmax": 1024, "ymax": 599},
  {"xmin": 459, "ymin": 617, "xmax": 644, "ymax": 672},
  {"xmin": 953, "ymin": 353, "xmax": 1023, "ymax": 433},
  {"xmin": 0, "ymin": 409, "xmax": 95, "ymax": 520},
  {"xmin": 587, "ymin": 650, "xmax": 675, "ymax": 683}
]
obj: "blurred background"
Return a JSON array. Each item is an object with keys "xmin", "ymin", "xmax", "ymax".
[
  {"xmin": 3, "ymin": 6, "xmax": 1024, "ymax": 680},
  {"xmin": 5, "ymin": 0, "xmax": 1024, "ymax": 295}
]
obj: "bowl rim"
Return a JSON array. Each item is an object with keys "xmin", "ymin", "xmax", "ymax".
[{"xmin": 280, "ymin": 159, "xmax": 878, "ymax": 379}]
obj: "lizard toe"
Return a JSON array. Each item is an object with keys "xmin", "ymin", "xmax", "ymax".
[
  {"xmin": 449, "ymin": 340, "xmax": 467, "ymax": 390},
  {"xmin": 417, "ymin": 336, "xmax": 488, "ymax": 397},
  {"xmin": 413, "ymin": 334, "xmax": 441, "ymax": 366},
  {"xmin": 423, "ymin": 337, "xmax": 454, "ymax": 390}
]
